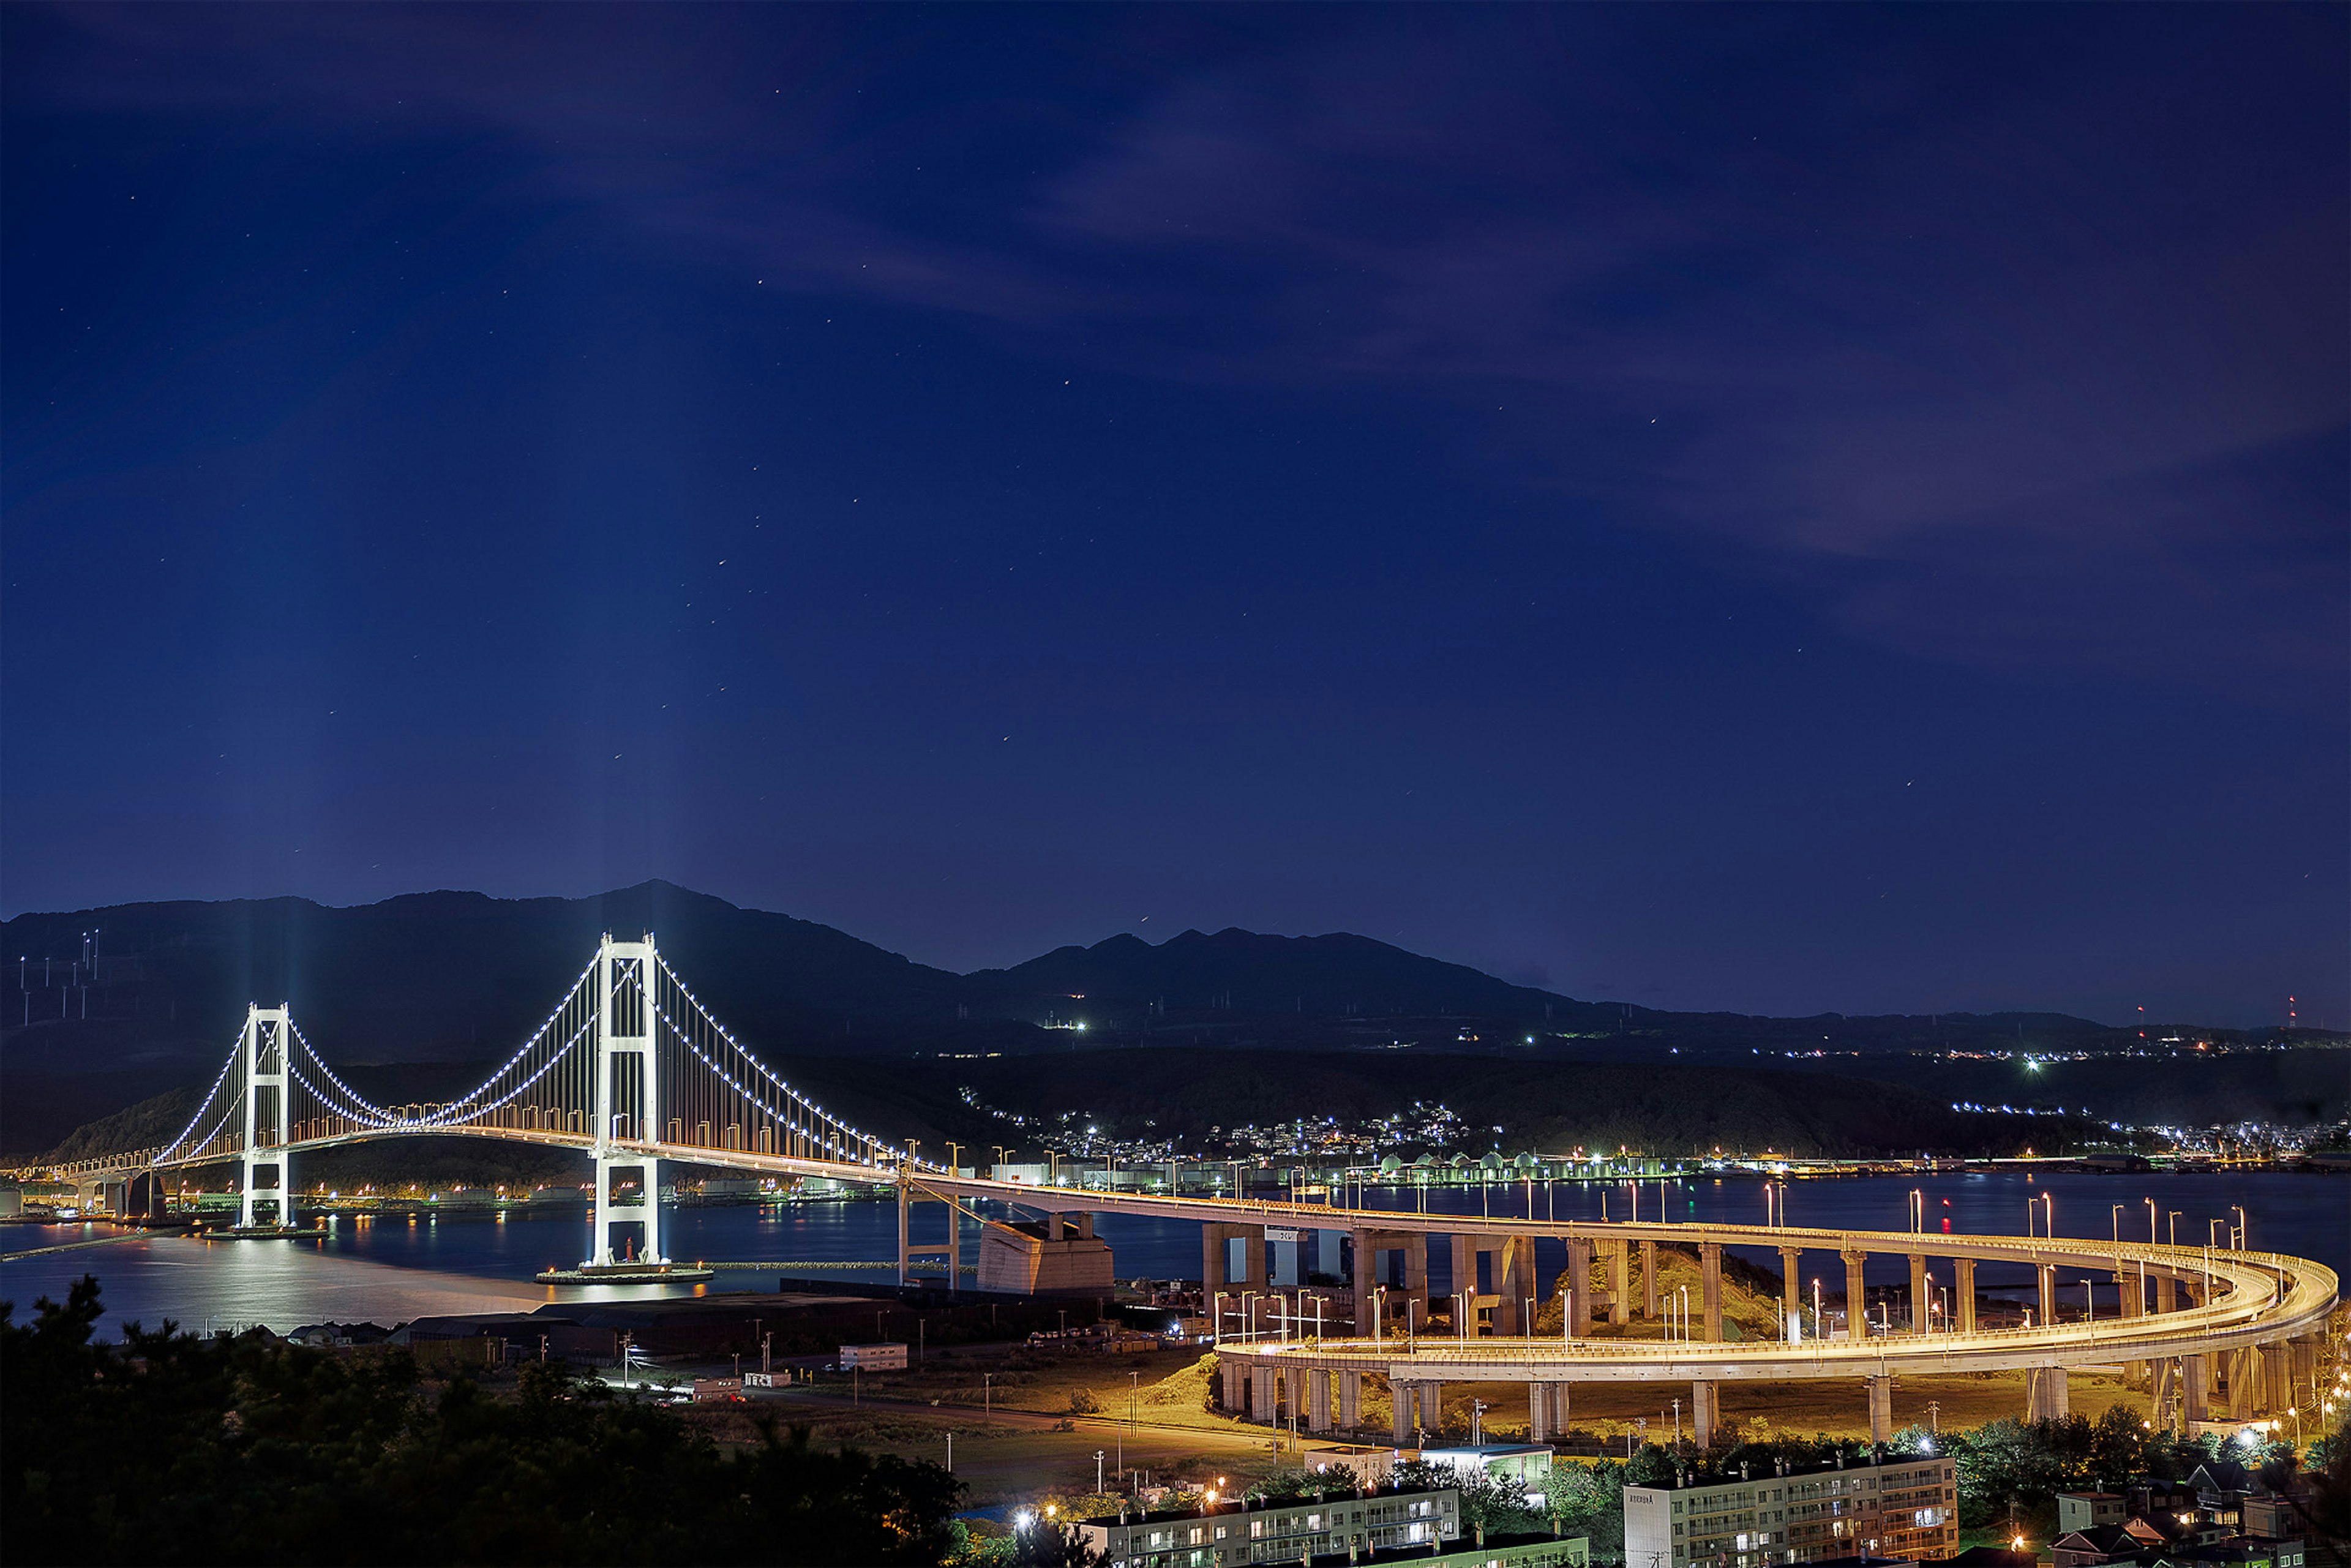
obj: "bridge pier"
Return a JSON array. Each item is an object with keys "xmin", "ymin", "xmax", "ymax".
[
  {"xmin": 1700, "ymin": 1242, "xmax": 1723, "ymax": 1340},
  {"xmin": 1564, "ymin": 1237, "xmax": 1594, "ymax": 1337},
  {"xmin": 1605, "ymin": 1239, "xmax": 1631, "ymax": 1325},
  {"xmin": 1420, "ymin": 1381, "xmax": 1442, "ymax": 1433},
  {"xmin": 1955, "ymin": 1258, "xmax": 1978, "ymax": 1332},
  {"xmin": 1221, "ymin": 1358, "xmax": 1247, "ymax": 1412},
  {"xmin": 2184, "ymin": 1353, "xmax": 2213, "ymax": 1422},
  {"xmin": 2036, "ymin": 1263, "xmax": 2057, "ymax": 1327},
  {"xmin": 1841, "ymin": 1249, "xmax": 1869, "ymax": 1338},
  {"xmin": 1641, "ymin": 1239, "xmax": 1659, "ymax": 1318},
  {"xmin": 1865, "ymin": 1375, "xmax": 1892, "ymax": 1444},
  {"xmin": 1339, "ymin": 1370, "xmax": 1360, "ymax": 1430},
  {"xmin": 1207, "ymin": 1222, "xmax": 1264, "ymax": 1304},
  {"xmin": 1350, "ymin": 1228, "xmax": 1427, "ymax": 1334},
  {"xmin": 1692, "ymin": 1379, "xmax": 1720, "ymax": 1448},
  {"xmin": 1908, "ymin": 1254, "xmax": 1929, "ymax": 1334},
  {"xmin": 2262, "ymin": 1341, "xmax": 2292, "ymax": 1412},
  {"xmin": 1251, "ymin": 1365, "xmax": 1276, "ymax": 1422},
  {"xmin": 2157, "ymin": 1273, "xmax": 2178, "ymax": 1313},
  {"xmin": 1779, "ymin": 1247, "xmax": 1802, "ymax": 1336},
  {"xmin": 2292, "ymin": 1335, "xmax": 2321, "ymax": 1405},
  {"xmin": 1308, "ymin": 1368, "xmax": 1333, "ymax": 1432},
  {"xmin": 1392, "ymin": 1377, "xmax": 1416, "ymax": 1443},
  {"xmin": 2025, "ymin": 1367, "xmax": 2070, "ymax": 1422}
]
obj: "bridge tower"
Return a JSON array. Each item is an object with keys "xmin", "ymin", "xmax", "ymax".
[
  {"xmin": 586, "ymin": 934, "xmax": 666, "ymax": 1268},
  {"xmin": 238, "ymin": 1005, "xmax": 293, "ymax": 1228}
]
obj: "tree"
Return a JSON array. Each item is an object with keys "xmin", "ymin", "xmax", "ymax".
[{"xmin": 2, "ymin": 1274, "xmax": 965, "ymax": 1566}]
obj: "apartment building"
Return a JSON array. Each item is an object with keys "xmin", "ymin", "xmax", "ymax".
[
  {"xmin": 1081, "ymin": 1487, "xmax": 1461, "ymax": 1568},
  {"xmin": 1624, "ymin": 1455, "xmax": 1959, "ymax": 1568}
]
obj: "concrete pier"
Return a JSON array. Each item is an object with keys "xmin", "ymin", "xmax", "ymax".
[
  {"xmin": 1700, "ymin": 1242, "xmax": 1724, "ymax": 1340},
  {"xmin": 1955, "ymin": 1258, "xmax": 1978, "ymax": 1332},
  {"xmin": 1565, "ymin": 1237, "xmax": 1595, "ymax": 1337},
  {"xmin": 1841, "ymin": 1250, "xmax": 1869, "ymax": 1338},
  {"xmin": 2025, "ymin": 1367, "xmax": 2070, "ymax": 1422},
  {"xmin": 1693, "ymin": 1379, "xmax": 1720, "ymax": 1447},
  {"xmin": 1866, "ymin": 1375, "xmax": 1893, "ymax": 1442}
]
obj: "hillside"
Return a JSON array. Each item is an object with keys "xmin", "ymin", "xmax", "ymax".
[{"xmin": 4, "ymin": 880, "xmax": 2331, "ymax": 1157}]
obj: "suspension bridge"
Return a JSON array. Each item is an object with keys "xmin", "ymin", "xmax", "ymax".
[
  {"xmin": 59, "ymin": 935, "xmax": 904, "ymax": 1274},
  {"xmin": 8, "ymin": 934, "xmax": 2336, "ymax": 1436}
]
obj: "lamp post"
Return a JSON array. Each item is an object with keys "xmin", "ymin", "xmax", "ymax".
[
  {"xmin": 983, "ymin": 1372, "xmax": 993, "ymax": 1418},
  {"xmin": 2232, "ymin": 1206, "xmax": 2248, "ymax": 1249}
]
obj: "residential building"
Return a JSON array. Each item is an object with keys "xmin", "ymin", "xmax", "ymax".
[
  {"xmin": 1623, "ymin": 1455, "xmax": 1959, "ymax": 1568},
  {"xmin": 2060, "ymin": 1495, "xmax": 2130, "ymax": 1534},
  {"xmin": 1079, "ymin": 1487, "xmax": 1461, "ymax": 1568}
]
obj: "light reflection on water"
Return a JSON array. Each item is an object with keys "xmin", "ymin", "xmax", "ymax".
[{"xmin": 3, "ymin": 1171, "xmax": 2340, "ymax": 1340}]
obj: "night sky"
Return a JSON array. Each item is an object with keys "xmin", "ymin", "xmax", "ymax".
[{"xmin": 4, "ymin": 7, "xmax": 2343, "ymax": 1026}]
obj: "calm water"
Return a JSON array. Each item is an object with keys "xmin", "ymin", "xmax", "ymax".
[{"xmin": 4, "ymin": 1171, "xmax": 2341, "ymax": 1341}]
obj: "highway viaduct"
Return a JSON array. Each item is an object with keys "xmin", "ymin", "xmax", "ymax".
[{"xmin": 899, "ymin": 1171, "xmax": 2339, "ymax": 1449}]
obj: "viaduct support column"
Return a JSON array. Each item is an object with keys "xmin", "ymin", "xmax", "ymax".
[
  {"xmin": 1308, "ymin": 1369, "xmax": 1333, "ymax": 1433},
  {"xmin": 1529, "ymin": 1382, "xmax": 1549, "ymax": 1442},
  {"xmin": 2151, "ymin": 1357, "xmax": 2180, "ymax": 1433},
  {"xmin": 1955, "ymin": 1258, "xmax": 1978, "ymax": 1333},
  {"xmin": 1692, "ymin": 1380, "xmax": 1720, "ymax": 1449},
  {"xmin": 1908, "ymin": 1255, "xmax": 1929, "ymax": 1334},
  {"xmin": 1339, "ymin": 1370, "xmax": 1360, "ymax": 1430},
  {"xmin": 2157, "ymin": 1274, "xmax": 2178, "ymax": 1314},
  {"xmin": 1220, "ymin": 1357, "xmax": 1247, "ymax": 1412},
  {"xmin": 1391, "ymin": 1379, "xmax": 1415, "ymax": 1444},
  {"xmin": 2181, "ymin": 1354, "xmax": 2209, "ymax": 1423},
  {"xmin": 1700, "ymin": 1243, "xmax": 1724, "ymax": 1341},
  {"xmin": 2026, "ymin": 1367, "xmax": 2071, "ymax": 1422},
  {"xmin": 1778, "ymin": 1248, "xmax": 1802, "ymax": 1337},
  {"xmin": 1607, "ymin": 1239, "xmax": 1632, "ymax": 1326},
  {"xmin": 1498, "ymin": 1235, "xmax": 1537, "ymax": 1335},
  {"xmin": 1250, "ymin": 1365, "xmax": 1276, "ymax": 1423},
  {"xmin": 1564, "ymin": 1237, "xmax": 1595, "ymax": 1338},
  {"xmin": 1641, "ymin": 1239, "xmax": 1660, "ymax": 1318},
  {"xmin": 2262, "ymin": 1342, "xmax": 2293, "ymax": 1412},
  {"xmin": 1865, "ymin": 1376, "xmax": 1893, "ymax": 1444},
  {"xmin": 2292, "ymin": 1335, "xmax": 2321, "ymax": 1402},
  {"xmin": 2036, "ymin": 1263, "xmax": 2057, "ymax": 1328},
  {"xmin": 1419, "ymin": 1383, "xmax": 1442, "ymax": 1434},
  {"xmin": 1351, "ymin": 1228, "xmax": 1375, "ymax": 1333},
  {"xmin": 1841, "ymin": 1250, "xmax": 1869, "ymax": 1340}
]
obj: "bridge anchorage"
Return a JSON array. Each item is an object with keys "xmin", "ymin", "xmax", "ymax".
[{"xmin": 143, "ymin": 932, "xmax": 904, "ymax": 1279}]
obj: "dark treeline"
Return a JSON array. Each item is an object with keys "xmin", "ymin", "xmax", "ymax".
[{"xmin": 2, "ymin": 1276, "xmax": 966, "ymax": 1566}]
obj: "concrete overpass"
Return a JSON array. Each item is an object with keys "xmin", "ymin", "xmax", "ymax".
[{"xmin": 901, "ymin": 1172, "xmax": 2339, "ymax": 1447}]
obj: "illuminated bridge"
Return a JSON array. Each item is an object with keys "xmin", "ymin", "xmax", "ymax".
[{"xmin": 15, "ymin": 936, "xmax": 2335, "ymax": 1443}]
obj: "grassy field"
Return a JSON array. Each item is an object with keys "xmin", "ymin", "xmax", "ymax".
[{"xmin": 705, "ymin": 1327, "xmax": 2152, "ymax": 1510}]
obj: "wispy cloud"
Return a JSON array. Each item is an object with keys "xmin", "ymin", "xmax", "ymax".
[{"xmin": 18, "ymin": 5, "xmax": 2342, "ymax": 700}]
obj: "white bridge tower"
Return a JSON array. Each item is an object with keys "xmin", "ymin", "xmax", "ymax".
[
  {"xmin": 238, "ymin": 1004, "xmax": 293, "ymax": 1228},
  {"xmin": 587, "ymin": 934, "xmax": 666, "ymax": 1267}
]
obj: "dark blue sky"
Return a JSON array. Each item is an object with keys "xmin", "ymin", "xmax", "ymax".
[{"xmin": 4, "ymin": 6, "xmax": 2344, "ymax": 1026}]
